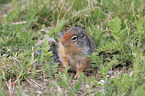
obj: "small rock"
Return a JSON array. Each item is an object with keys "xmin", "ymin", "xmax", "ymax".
[{"xmin": 108, "ymin": 71, "xmax": 114, "ymax": 75}]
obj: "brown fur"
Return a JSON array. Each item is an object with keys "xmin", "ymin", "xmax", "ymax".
[{"xmin": 58, "ymin": 27, "xmax": 96, "ymax": 78}]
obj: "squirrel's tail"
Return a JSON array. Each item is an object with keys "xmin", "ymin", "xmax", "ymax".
[
  {"xmin": 49, "ymin": 32, "xmax": 64, "ymax": 62},
  {"xmin": 48, "ymin": 38, "xmax": 59, "ymax": 62},
  {"xmin": 35, "ymin": 37, "xmax": 59, "ymax": 62}
]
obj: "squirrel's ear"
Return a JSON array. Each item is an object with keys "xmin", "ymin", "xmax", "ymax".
[{"xmin": 80, "ymin": 29, "xmax": 86, "ymax": 34}]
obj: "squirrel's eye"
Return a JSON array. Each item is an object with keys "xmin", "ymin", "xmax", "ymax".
[{"xmin": 71, "ymin": 36, "xmax": 77, "ymax": 41}]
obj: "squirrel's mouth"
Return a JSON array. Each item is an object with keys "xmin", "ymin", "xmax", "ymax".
[{"xmin": 61, "ymin": 42, "xmax": 70, "ymax": 48}]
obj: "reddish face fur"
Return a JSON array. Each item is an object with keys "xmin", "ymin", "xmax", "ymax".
[
  {"xmin": 61, "ymin": 31, "xmax": 73, "ymax": 44},
  {"xmin": 61, "ymin": 28, "xmax": 78, "ymax": 44},
  {"xmin": 60, "ymin": 28, "xmax": 82, "ymax": 53}
]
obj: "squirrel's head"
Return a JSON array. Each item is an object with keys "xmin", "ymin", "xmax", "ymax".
[{"xmin": 60, "ymin": 27, "xmax": 90, "ymax": 49}]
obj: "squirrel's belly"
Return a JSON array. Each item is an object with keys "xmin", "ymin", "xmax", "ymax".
[
  {"xmin": 67, "ymin": 55, "xmax": 77, "ymax": 71},
  {"xmin": 67, "ymin": 54, "xmax": 87, "ymax": 71}
]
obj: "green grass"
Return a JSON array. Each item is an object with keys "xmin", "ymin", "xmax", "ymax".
[{"xmin": 0, "ymin": 0, "xmax": 145, "ymax": 95}]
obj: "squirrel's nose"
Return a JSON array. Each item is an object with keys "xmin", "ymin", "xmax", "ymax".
[{"xmin": 61, "ymin": 39, "xmax": 67, "ymax": 45}]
